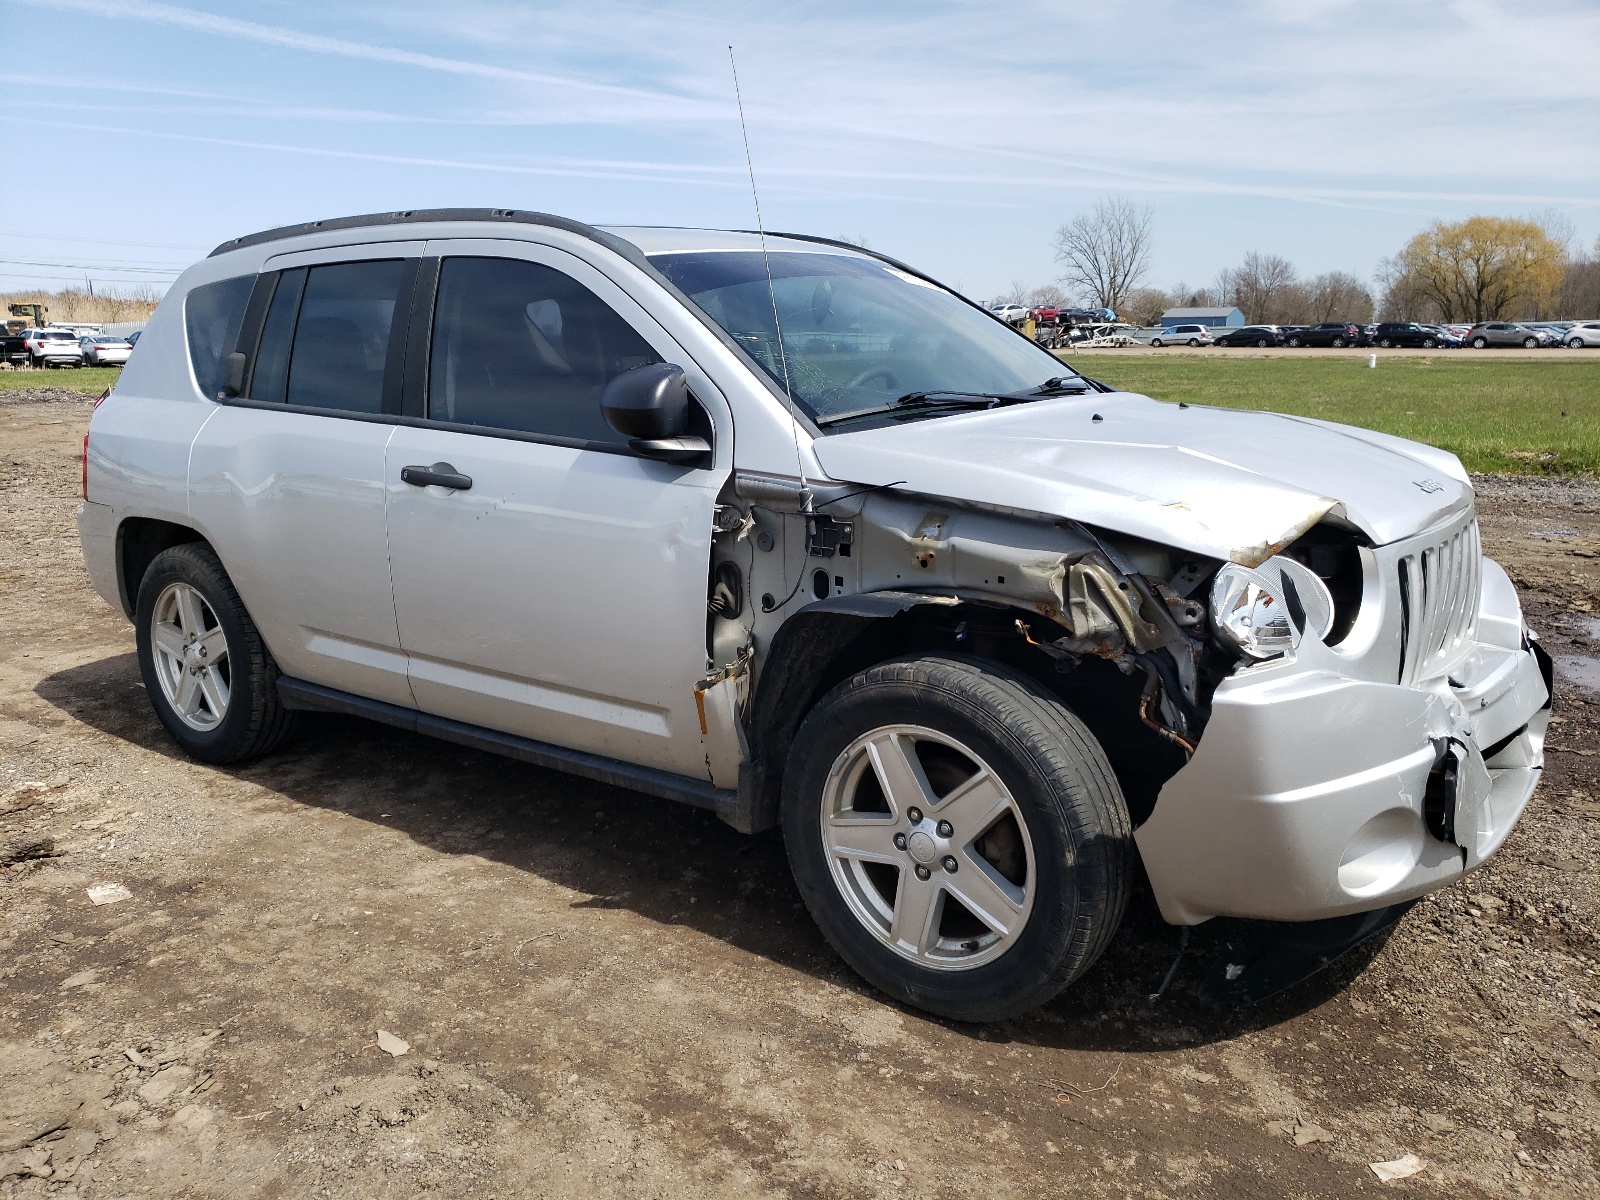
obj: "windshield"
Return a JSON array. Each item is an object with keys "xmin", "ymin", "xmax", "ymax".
[{"xmin": 649, "ymin": 250, "xmax": 1078, "ymax": 425}]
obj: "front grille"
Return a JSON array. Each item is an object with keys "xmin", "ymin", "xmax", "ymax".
[{"xmin": 1397, "ymin": 517, "xmax": 1481, "ymax": 683}]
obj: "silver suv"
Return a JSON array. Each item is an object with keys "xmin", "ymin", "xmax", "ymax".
[
  {"xmin": 77, "ymin": 209, "xmax": 1550, "ymax": 1020},
  {"xmin": 1465, "ymin": 322, "xmax": 1548, "ymax": 349}
]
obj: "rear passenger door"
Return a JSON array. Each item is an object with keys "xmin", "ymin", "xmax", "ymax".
[
  {"xmin": 188, "ymin": 245, "xmax": 421, "ymax": 707},
  {"xmin": 383, "ymin": 240, "xmax": 731, "ymax": 777}
]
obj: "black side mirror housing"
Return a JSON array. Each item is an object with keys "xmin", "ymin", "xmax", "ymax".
[{"xmin": 601, "ymin": 363, "xmax": 711, "ymax": 464}]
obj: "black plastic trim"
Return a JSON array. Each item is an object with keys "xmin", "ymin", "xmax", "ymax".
[
  {"xmin": 209, "ymin": 207, "xmax": 638, "ymax": 260},
  {"xmin": 277, "ymin": 676, "xmax": 737, "ymax": 816}
]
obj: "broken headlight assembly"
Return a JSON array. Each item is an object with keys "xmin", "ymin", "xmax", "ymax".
[{"xmin": 1209, "ymin": 558, "xmax": 1335, "ymax": 661}]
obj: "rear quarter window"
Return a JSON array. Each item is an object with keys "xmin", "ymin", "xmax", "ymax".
[{"xmin": 184, "ymin": 275, "xmax": 255, "ymax": 399}]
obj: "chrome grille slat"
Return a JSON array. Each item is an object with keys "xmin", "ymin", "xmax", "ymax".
[{"xmin": 1399, "ymin": 516, "xmax": 1480, "ymax": 683}]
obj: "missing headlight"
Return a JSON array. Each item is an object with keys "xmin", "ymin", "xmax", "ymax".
[{"xmin": 1277, "ymin": 522, "xmax": 1367, "ymax": 646}]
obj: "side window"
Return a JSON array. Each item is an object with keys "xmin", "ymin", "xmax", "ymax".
[
  {"xmin": 427, "ymin": 256, "xmax": 662, "ymax": 443},
  {"xmin": 245, "ymin": 260, "xmax": 408, "ymax": 413},
  {"xmin": 184, "ymin": 274, "xmax": 254, "ymax": 399}
]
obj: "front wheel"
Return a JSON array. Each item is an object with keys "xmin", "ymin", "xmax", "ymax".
[
  {"xmin": 1473, "ymin": 336, "xmax": 1488, "ymax": 349},
  {"xmin": 1422, "ymin": 338, "xmax": 1436, "ymax": 348},
  {"xmin": 135, "ymin": 542, "xmax": 296, "ymax": 763},
  {"xmin": 1379, "ymin": 339, "xmax": 1393, "ymax": 348},
  {"xmin": 1572, "ymin": 338, "xmax": 1587, "ymax": 349},
  {"xmin": 783, "ymin": 655, "xmax": 1132, "ymax": 1022},
  {"xmin": 1150, "ymin": 338, "xmax": 1163, "ymax": 347},
  {"xmin": 1286, "ymin": 336, "xmax": 1302, "ymax": 347},
  {"xmin": 1523, "ymin": 337, "xmax": 1538, "ymax": 349}
]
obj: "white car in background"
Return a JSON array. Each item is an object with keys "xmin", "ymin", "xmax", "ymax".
[
  {"xmin": 988, "ymin": 303, "xmax": 1029, "ymax": 324},
  {"xmin": 79, "ymin": 334, "xmax": 134, "ymax": 366},
  {"xmin": 22, "ymin": 328, "xmax": 85, "ymax": 367},
  {"xmin": 1564, "ymin": 321, "xmax": 1600, "ymax": 349},
  {"xmin": 1149, "ymin": 324, "xmax": 1215, "ymax": 347},
  {"xmin": 77, "ymin": 208, "xmax": 1550, "ymax": 1021}
]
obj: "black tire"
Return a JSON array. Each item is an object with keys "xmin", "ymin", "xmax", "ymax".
[
  {"xmin": 1287, "ymin": 336, "xmax": 1302, "ymax": 347},
  {"xmin": 1422, "ymin": 338, "xmax": 1435, "ymax": 348},
  {"xmin": 1187, "ymin": 338, "xmax": 1200, "ymax": 347},
  {"xmin": 1379, "ymin": 339, "xmax": 1392, "ymax": 348},
  {"xmin": 782, "ymin": 655, "xmax": 1132, "ymax": 1022},
  {"xmin": 1331, "ymin": 336, "xmax": 1346, "ymax": 348},
  {"xmin": 1255, "ymin": 339, "xmax": 1267, "ymax": 347},
  {"xmin": 1473, "ymin": 336, "xmax": 1488, "ymax": 349},
  {"xmin": 1523, "ymin": 337, "xmax": 1537, "ymax": 349},
  {"xmin": 1150, "ymin": 339, "xmax": 1163, "ymax": 347},
  {"xmin": 134, "ymin": 542, "xmax": 296, "ymax": 764}
]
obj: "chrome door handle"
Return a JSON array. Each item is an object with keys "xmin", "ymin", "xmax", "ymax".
[{"xmin": 400, "ymin": 462, "xmax": 472, "ymax": 490}]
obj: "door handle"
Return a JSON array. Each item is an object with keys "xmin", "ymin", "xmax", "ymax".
[{"xmin": 401, "ymin": 462, "xmax": 473, "ymax": 490}]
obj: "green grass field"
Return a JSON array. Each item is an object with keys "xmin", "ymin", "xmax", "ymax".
[
  {"xmin": 0, "ymin": 367, "xmax": 123, "ymax": 394},
  {"xmin": 1074, "ymin": 354, "xmax": 1600, "ymax": 475},
  {"xmin": 9, "ymin": 356, "xmax": 1600, "ymax": 476}
]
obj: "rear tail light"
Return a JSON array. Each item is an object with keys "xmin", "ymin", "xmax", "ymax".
[{"xmin": 83, "ymin": 389, "xmax": 110, "ymax": 501}]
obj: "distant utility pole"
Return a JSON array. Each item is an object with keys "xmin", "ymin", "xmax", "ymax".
[{"xmin": 87, "ymin": 277, "xmax": 95, "ymax": 298}]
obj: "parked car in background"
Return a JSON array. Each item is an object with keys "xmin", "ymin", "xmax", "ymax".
[
  {"xmin": 1149, "ymin": 324, "xmax": 1214, "ymax": 347},
  {"xmin": 989, "ymin": 303, "xmax": 1029, "ymax": 324},
  {"xmin": 126, "ymin": 330, "xmax": 142, "ymax": 345},
  {"xmin": 1372, "ymin": 322, "xmax": 1445, "ymax": 349},
  {"xmin": 1285, "ymin": 322, "xmax": 1363, "ymax": 348},
  {"xmin": 1212, "ymin": 326, "xmax": 1284, "ymax": 347},
  {"xmin": 1564, "ymin": 321, "xmax": 1600, "ymax": 349},
  {"xmin": 1465, "ymin": 323, "xmax": 1547, "ymax": 349},
  {"xmin": 79, "ymin": 334, "xmax": 134, "ymax": 366},
  {"xmin": 0, "ymin": 328, "xmax": 31, "ymax": 368},
  {"xmin": 76, "ymin": 206, "xmax": 1550, "ymax": 1021},
  {"xmin": 1418, "ymin": 325, "xmax": 1463, "ymax": 348},
  {"xmin": 1526, "ymin": 323, "xmax": 1570, "ymax": 347},
  {"xmin": 22, "ymin": 328, "xmax": 85, "ymax": 367}
]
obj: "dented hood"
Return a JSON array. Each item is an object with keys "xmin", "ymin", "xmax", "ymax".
[{"xmin": 811, "ymin": 392, "xmax": 1472, "ymax": 566}]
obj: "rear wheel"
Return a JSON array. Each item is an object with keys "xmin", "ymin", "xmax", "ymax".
[
  {"xmin": 1331, "ymin": 336, "xmax": 1347, "ymax": 348},
  {"xmin": 783, "ymin": 655, "xmax": 1131, "ymax": 1022},
  {"xmin": 1255, "ymin": 338, "xmax": 1267, "ymax": 347},
  {"xmin": 1187, "ymin": 338, "xmax": 1200, "ymax": 347},
  {"xmin": 135, "ymin": 543, "xmax": 296, "ymax": 764}
]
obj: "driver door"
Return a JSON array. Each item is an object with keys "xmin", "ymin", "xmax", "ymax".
[{"xmin": 383, "ymin": 240, "xmax": 732, "ymax": 778}]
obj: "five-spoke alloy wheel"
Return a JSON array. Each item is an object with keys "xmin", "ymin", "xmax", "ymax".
[
  {"xmin": 784, "ymin": 655, "xmax": 1132, "ymax": 1022},
  {"xmin": 819, "ymin": 724, "xmax": 1036, "ymax": 971},
  {"xmin": 135, "ymin": 542, "xmax": 296, "ymax": 763}
]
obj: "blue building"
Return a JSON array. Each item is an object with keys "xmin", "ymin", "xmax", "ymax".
[{"xmin": 1160, "ymin": 306, "xmax": 1245, "ymax": 328}]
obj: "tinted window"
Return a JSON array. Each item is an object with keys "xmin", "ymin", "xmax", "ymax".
[
  {"xmin": 427, "ymin": 256, "xmax": 661, "ymax": 442},
  {"xmin": 247, "ymin": 267, "xmax": 306, "ymax": 405},
  {"xmin": 184, "ymin": 275, "xmax": 254, "ymax": 398},
  {"xmin": 281, "ymin": 260, "xmax": 407, "ymax": 413}
]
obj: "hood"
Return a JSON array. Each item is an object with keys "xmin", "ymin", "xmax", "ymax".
[{"xmin": 811, "ymin": 392, "xmax": 1472, "ymax": 566}]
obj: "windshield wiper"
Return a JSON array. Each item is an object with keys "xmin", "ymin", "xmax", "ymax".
[{"xmin": 816, "ymin": 383, "xmax": 1094, "ymax": 429}]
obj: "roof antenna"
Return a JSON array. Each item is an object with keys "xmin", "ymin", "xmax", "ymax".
[{"xmin": 729, "ymin": 45, "xmax": 812, "ymax": 513}]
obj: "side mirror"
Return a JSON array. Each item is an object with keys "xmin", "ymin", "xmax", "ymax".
[{"xmin": 601, "ymin": 363, "xmax": 711, "ymax": 464}]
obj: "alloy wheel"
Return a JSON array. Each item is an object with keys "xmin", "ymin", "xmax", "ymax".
[
  {"xmin": 150, "ymin": 582, "xmax": 231, "ymax": 731},
  {"xmin": 819, "ymin": 725, "xmax": 1036, "ymax": 972}
]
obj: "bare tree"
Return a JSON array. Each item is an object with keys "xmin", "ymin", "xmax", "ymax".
[
  {"xmin": 1303, "ymin": 271, "xmax": 1375, "ymax": 324},
  {"xmin": 1051, "ymin": 197, "xmax": 1153, "ymax": 315},
  {"xmin": 1218, "ymin": 252, "xmax": 1299, "ymax": 324}
]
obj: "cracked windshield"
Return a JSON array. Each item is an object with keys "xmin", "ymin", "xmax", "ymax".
[{"xmin": 649, "ymin": 250, "xmax": 1077, "ymax": 424}]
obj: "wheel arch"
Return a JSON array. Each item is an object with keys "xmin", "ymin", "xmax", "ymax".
[
  {"xmin": 117, "ymin": 516, "xmax": 207, "ymax": 620},
  {"xmin": 737, "ymin": 591, "xmax": 1183, "ymax": 834}
]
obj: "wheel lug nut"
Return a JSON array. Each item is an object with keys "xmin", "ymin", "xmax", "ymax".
[
  {"xmin": 914, "ymin": 865, "xmax": 931, "ymax": 881},
  {"xmin": 907, "ymin": 807, "xmax": 923, "ymax": 824},
  {"xmin": 942, "ymin": 856, "xmax": 958, "ymax": 873},
  {"xmin": 893, "ymin": 833, "xmax": 907, "ymax": 851},
  {"xmin": 936, "ymin": 820, "xmax": 953, "ymax": 838}
]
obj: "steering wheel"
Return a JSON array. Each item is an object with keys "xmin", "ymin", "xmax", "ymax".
[{"xmin": 846, "ymin": 367, "xmax": 898, "ymax": 391}]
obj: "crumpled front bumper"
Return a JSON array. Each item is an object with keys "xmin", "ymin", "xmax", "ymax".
[{"xmin": 1136, "ymin": 557, "xmax": 1549, "ymax": 926}]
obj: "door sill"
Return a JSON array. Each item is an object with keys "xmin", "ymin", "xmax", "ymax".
[{"xmin": 277, "ymin": 676, "xmax": 737, "ymax": 819}]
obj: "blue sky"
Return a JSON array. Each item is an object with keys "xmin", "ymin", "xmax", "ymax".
[{"xmin": 2, "ymin": 0, "xmax": 1596, "ymax": 303}]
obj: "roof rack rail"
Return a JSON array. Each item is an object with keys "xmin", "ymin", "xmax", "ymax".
[{"xmin": 208, "ymin": 207, "xmax": 640, "ymax": 261}]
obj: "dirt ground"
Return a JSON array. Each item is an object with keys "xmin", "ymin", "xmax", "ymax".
[{"xmin": 2, "ymin": 391, "xmax": 1598, "ymax": 1200}]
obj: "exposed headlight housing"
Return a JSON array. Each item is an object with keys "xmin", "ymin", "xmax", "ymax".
[{"xmin": 1210, "ymin": 557, "xmax": 1336, "ymax": 661}]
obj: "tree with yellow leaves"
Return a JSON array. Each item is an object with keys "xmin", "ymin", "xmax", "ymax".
[{"xmin": 1390, "ymin": 217, "xmax": 1565, "ymax": 323}]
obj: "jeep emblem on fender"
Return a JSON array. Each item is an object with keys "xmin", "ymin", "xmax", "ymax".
[{"xmin": 1414, "ymin": 479, "xmax": 1445, "ymax": 494}]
